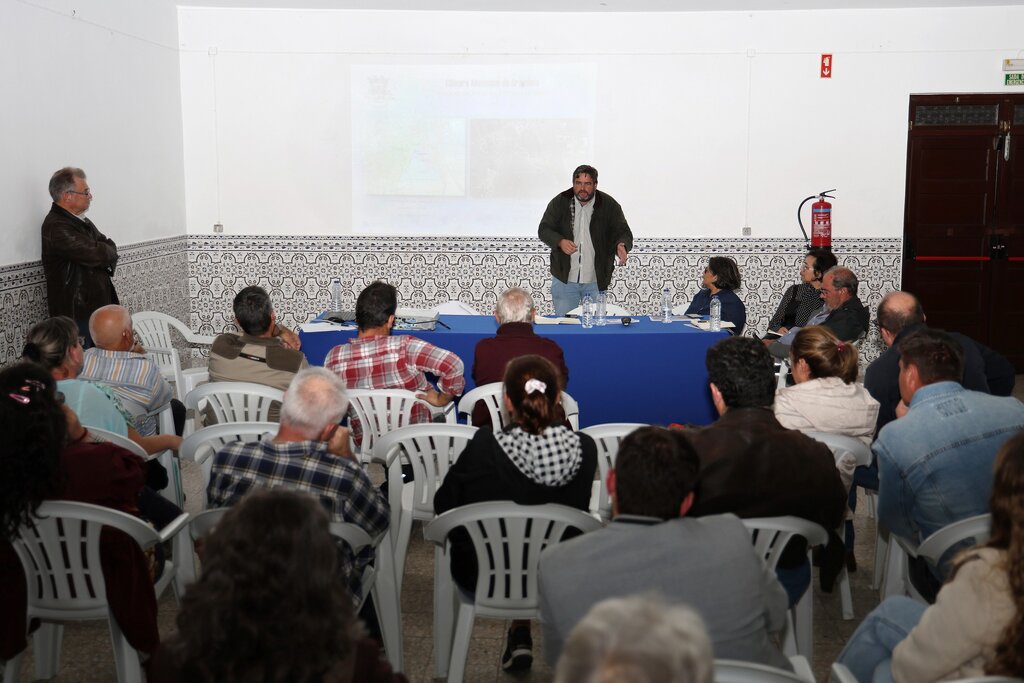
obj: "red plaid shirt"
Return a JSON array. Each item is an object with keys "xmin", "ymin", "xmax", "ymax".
[{"xmin": 325, "ymin": 335, "xmax": 466, "ymax": 443}]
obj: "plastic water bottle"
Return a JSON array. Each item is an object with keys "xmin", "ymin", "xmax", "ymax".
[
  {"xmin": 661, "ymin": 287, "xmax": 673, "ymax": 323},
  {"xmin": 595, "ymin": 292, "xmax": 607, "ymax": 326},
  {"xmin": 330, "ymin": 278, "xmax": 343, "ymax": 312},
  {"xmin": 580, "ymin": 295, "xmax": 595, "ymax": 329},
  {"xmin": 709, "ymin": 295, "xmax": 722, "ymax": 331}
]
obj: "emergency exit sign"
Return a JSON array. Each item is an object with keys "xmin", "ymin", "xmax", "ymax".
[{"xmin": 1007, "ymin": 73, "xmax": 1024, "ymax": 86}]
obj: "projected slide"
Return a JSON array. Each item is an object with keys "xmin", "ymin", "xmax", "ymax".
[{"xmin": 352, "ymin": 63, "xmax": 595, "ymax": 235}]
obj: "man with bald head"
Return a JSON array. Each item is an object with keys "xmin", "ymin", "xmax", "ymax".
[
  {"xmin": 79, "ymin": 304, "xmax": 181, "ymax": 436},
  {"xmin": 865, "ymin": 290, "xmax": 1014, "ymax": 433}
]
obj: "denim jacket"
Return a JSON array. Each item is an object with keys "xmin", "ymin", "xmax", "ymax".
[{"xmin": 875, "ymin": 381, "xmax": 1024, "ymax": 544}]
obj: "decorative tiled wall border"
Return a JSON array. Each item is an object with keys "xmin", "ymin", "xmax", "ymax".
[
  {"xmin": 2, "ymin": 234, "xmax": 901, "ymax": 367},
  {"xmin": 0, "ymin": 235, "xmax": 189, "ymax": 366}
]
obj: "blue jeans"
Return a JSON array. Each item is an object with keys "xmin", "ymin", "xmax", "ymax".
[
  {"xmin": 835, "ymin": 596, "xmax": 926, "ymax": 683},
  {"xmin": 550, "ymin": 277, "xmax": 600, "ymax": 317}
]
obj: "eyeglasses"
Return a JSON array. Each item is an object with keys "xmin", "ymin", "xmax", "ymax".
[{"xmin": 66, "ymin": 189, "xmax": 92, "ymax": 197}]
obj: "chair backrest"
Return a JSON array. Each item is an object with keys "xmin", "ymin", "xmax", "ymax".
[
  {"xmin": 424, "ymin": 502, "xmax": 601, "ymax": 616},
  {"xmin": 184, "ymin": 382, "xmax": 284, "ymax": 424},
  {"xmin": 917, "ymin": 513, "xmax": 992, "ymax": 565},
  {"xmin": 88, "ymin": 427, "xmax": 150, "ymax": 459},
  {"xmin": 12, "ymin": 501, "xmax": 161, "ymax": 616},
  {"xmin": 776, "ymin": 358, "xmax": 790, "ymax": 391},
  {"xmin": 741, "ymin": 516, "xmax": 829, "ymax": 571},
  {"xmin": 346, "ymin": 389, "xmax": 428, "ymax": 463},
  {"xmin": 190, "ymin": 507, "xmax": 375, "ymax": 554},
  {"xmin": 578, "ymin": 423, "xmax": 647, "ymax": 521},
  {"xmin": 179, "ymin": 422, "xmax": 278, "ymax": 491},
  {"xmin": 805, "ymin": 431, "xmax": 873, "ymax": 468},
  {"xmin": 378, "ymin": 424, "xmax": 478, "ymax": 523},
  {"xmin": 560, "ymin": 391, "xmax": 580, "ymax": 430},
  {"xmin": 715, "ymin": 659, "xmax": 810, "ymax": 683},
  {"xmin": 456, "ymin": 382, "xmax": 505, "ymax": 427},
  {"xmin": 132, "ymin": 311, "xmax": 216, "ymax": 348}
]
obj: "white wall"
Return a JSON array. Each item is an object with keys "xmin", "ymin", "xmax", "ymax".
[
  {"xmin": 178, "ymin": 5, "xmax": 1024, "ymax": 240},
  {"xmin": 1, "ymin": 0, "xmax": 186, "ymax": 267}
]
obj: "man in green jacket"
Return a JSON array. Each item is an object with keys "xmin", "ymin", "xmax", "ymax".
[{"xmin": 538, "ymin": 164, "xmax": 633, "ymax": 316}]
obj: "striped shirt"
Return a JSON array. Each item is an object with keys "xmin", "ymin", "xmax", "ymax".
[{"xmin": 80, "ymin": 348, "xmax": 173, "ymax": 435}]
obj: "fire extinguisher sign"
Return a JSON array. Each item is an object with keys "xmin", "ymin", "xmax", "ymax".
[{"xmin": 821, "ymin": 54, "xmax": 833, "ymax": 78}]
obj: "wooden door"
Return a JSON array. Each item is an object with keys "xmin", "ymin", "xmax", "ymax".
[{"xmin": 902, "ymin": 95, "xmax": 1024, "ymax": 371}]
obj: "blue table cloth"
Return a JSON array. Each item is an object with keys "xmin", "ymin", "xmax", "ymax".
[{"xmin": 300, "ymin": 314, "xmax": 727, "ymax": 428}]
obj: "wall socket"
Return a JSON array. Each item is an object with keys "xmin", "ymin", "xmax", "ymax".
[
  {"xmin": 213, "ymin": 223, "xmax": 224, "ymax": 233},
  {"xmin": 742, "ymin": 226, "xmax": 752, "ymax": 236}
]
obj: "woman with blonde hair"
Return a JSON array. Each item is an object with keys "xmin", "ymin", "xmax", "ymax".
[{"xmin": 836, "ymin": 431, "xmax": 1024, "ymax": 681}]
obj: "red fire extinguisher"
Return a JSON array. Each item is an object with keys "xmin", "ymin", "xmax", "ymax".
[{"xmin": 798, "ymin": 189, "xmax": 836, "ymax": 250}]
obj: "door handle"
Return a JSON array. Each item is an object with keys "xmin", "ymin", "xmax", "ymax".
[{"xmin": 991, "ymin": 233, "xmax": 1007, "ymax": 260}]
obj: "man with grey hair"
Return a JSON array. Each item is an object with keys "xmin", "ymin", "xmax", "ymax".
[
  {"xmin": 554, "ymin": 596, "xmax": 713, "ymax": 683},
  {"xmin": 470, "ymin": 287, "xmax": 569, "ymax": 426},
  {"xmin": 767, "ymin": 264, "xmax": 869, "ymax": 359},
  {"xmin": 41, "ymin": 167, "xmax": 119, "ymax": 345},
  {"xmin": 79, "ymin": 304, "xmax": 181, "ymax": 436},
  {"xmin": 207, "ymin": 367, "xmax": 389, "ymax": 546}
]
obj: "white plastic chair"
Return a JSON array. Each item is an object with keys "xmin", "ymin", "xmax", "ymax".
[
  {"xmin": 88, "ymin": 427, "xmax": 186, "ymax": 527},
  {"xmin": 424, "ymin": 502, "xmax": 602, "ymax": 682},
  {"xmin": 187, "ymin": 507, "xmax": 403, "ymax": 671},
  {"xmin": 132, "ymin": 312, "xmax": 216, "ymax": 402},
  {"xmin": 345, "ymin": 388, "xmax": 455, "ymax": 464},
  {"xmin": 881, "ymin": 513, "xmax": 991, "ymax": 603},
  {"xmin": 455, "ymin": 381, "xmax": 579, "ymax": 430},
  {"xmin": 830, "ymin": 662, "xmax": 1020, "ymax": 683},
  {"xmin": 805, "ymin": 432, "xmax": 872, "ymax": 621},
  {"xmin": 715, "ymin": 657, "xmax": 815, "ymax": 682},
  {"xmin": 377, "ymin": 424, "xmax": 477, "ymax": 673},
  {"xmin": 377, "ymin": 424, "xmax": 478, "ymax": 592},
  {"xmin": 4, "ymin": 501, "xmax": 189, "ymax": 683},
  {"xmin": 184, "ymin": 382, "xmax": 284, "ymax": 425},
  {"xmin": 742, "ymin": 517, "xmax": 829, "ymax": 667},
  {"xmin": 178, "ymin": 422, "xmax": 277, "ymax": 492},
  {"xmin": 579, "ymin": 423, "xmax": 646, "ymax": 522},
  {"xmin": 776, "ymin": 358, "xmax": 791, "ymax": 390}
]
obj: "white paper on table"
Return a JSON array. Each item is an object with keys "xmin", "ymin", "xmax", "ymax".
[
  {"xmin": 535, "ymin": 316, "xmax": 581, "ymax": 325},
  {"xmin": 686, "ymin": 320, "xmax": 736, "ymax": 330},
  {"xmin": 646, "ymin": 315, "xmax": 691, "ymax": 323}
]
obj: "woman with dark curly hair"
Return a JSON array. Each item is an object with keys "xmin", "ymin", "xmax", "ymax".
[
  {"xmin": 153, "ymin": 489, "xmax": 406, "ymax": 683},
  {"xmin": 683, "ymin": 256, "xmax": 746, "ymax": 334},
  {"xmin": 0, "ymin": 362, "xmax": 158, "ymax": 663},
  {"xmin": 767, "ymin": 247, "xmax": 837, "ymax": 334},
  {"xmin": 836, "ymin": 430, "xmax": 1024, "ymax": 681},
  {"xmin": 434, "ymin": 354, "xmax": 598, "ymax": 672}
]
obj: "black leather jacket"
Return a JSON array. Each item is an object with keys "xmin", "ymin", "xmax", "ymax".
[{"xmin": 41, "ymin": 203, "xmax": 119, "ymax": 322}]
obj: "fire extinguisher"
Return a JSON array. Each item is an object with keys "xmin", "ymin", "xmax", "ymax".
[{"xmin": 798, "ymin": 189, "xmax": 836, "ymax": 250}]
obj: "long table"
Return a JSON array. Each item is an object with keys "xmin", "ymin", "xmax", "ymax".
[{"xmin": 300, "ymin": 315, "xmax": 727, "ymax": 428}]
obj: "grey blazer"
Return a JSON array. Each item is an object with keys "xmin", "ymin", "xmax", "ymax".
[{"xmin": 537, "ymin": 513, "xmax": 790, "ymax": 669}]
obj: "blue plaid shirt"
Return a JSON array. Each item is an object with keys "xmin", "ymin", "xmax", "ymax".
[{"xmin": 207, "ymin": 439, "xmax": 389, "ymax": 580}]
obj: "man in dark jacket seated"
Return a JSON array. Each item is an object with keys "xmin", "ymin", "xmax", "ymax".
[
  {"xmin": 767, "ymin": 265, "xmax": 869, "ymax": 359},
  {"xmin": 683, "ymin": 336, "xmax": 848, "ymax": 604}
]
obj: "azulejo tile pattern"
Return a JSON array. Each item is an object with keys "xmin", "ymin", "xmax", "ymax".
[
  {"xmin": 2, "ymin": 234, "xmax": 900, "ymax": 368},
  {"xmin": 0, "ymin": 236, "xmax": 189, "ymax": 367}
]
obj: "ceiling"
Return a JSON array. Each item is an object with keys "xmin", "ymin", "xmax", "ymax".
[{"xmin": 175, "ymin": 0, "xmax": 1023, "ymax": 11}]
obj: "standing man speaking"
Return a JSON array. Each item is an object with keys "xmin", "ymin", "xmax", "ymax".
[
  {"xmin": 538, "ymin": 164, "xmax": 633, "ymax": 317},
  {"xmin": 41, "ymin": 167, "xmax": 119, "ymax": 345}
]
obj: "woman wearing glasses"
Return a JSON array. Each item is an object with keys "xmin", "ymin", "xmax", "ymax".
[{"xmin": 767, "ymin": 247, "xmax": 837, "ymax": 335}]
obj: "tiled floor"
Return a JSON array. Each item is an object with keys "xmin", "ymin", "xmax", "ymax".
[{"xmin": 7, "ymin": 374, "xmax": 1021, "ymax": 682}]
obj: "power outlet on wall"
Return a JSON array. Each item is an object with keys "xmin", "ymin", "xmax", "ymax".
[
  {"xmin": 742, "ymin": 226, "xmax": 752, "ymax": 236},
  {"xmin": 213, "ymin": 223, "xmax": 224, "ymax": 233}
]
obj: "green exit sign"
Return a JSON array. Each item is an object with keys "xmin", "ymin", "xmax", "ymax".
[{"xmin": 1007, "ymin": 73, "xmax": 1024, "ymax": 86}]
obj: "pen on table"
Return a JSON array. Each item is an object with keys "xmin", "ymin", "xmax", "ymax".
[{"xmin": 436, "ymin": 319, "xmax": 451, "ymax": 330}]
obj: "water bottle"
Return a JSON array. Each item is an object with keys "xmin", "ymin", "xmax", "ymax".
[
  {"xmin": 709, "ymin": 295, "xmax": 722, "ymax": 332},
  {"xmin": 595, "ymin": 292, "xmax": 607, "ymax": 326},
  {"xmin": 661, "ymin": 287, "xmax": 673, "ymax": 323},
  {"xmin": 330, "ymin": 278, "xmax": 343, "ymax": 312},
  {"xmin": 580, "ymin": 295, "xmax": 595, "ymax": 329}
]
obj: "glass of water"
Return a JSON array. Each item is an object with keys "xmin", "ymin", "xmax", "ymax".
[{"xmin": 595, "ymin": 292, "xmax": 608, "ymax": 326}]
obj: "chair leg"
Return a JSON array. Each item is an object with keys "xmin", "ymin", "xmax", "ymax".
[
  {"xmin": 2, "ymin": 650, "xmax": 25, "ymax": 683},
  {"xmin": 445, "ymin": 598, "xmax": 477, "ymax": 683},
  {"xmin": 107, "ymin": 614, "xmax": 142, "ymax": 683},
  {"xmin": 32, "ymin": 622, "xmax": 63, "ymax": 680},
  {"xmin": 172, "ymin": 525, "xmax": 196, "ymax": 602},
  {"xmin": 372, "ymin": 543, "xmax": 403, "ymax": 672},
  {"xmin": 872, "ymin": 525, "xmax": 889, "ymax": 591},
  {"xmin": 433, "ymin": 546, "xmax": 456, "ymax": 679},
  {"xmin": 781, "ymin": 611, "xmax": 797, "ymax": 658},
  {"xmin": 793, "ymin": 588, "xmax": 814, "ymax": 667},
  {"xmin": 881, "ymin": 538, "xmax": 907, "ymax": 599},
  {"xmin": 838, "ymin": 565, "xmax": 854, "ymax": 620}
]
